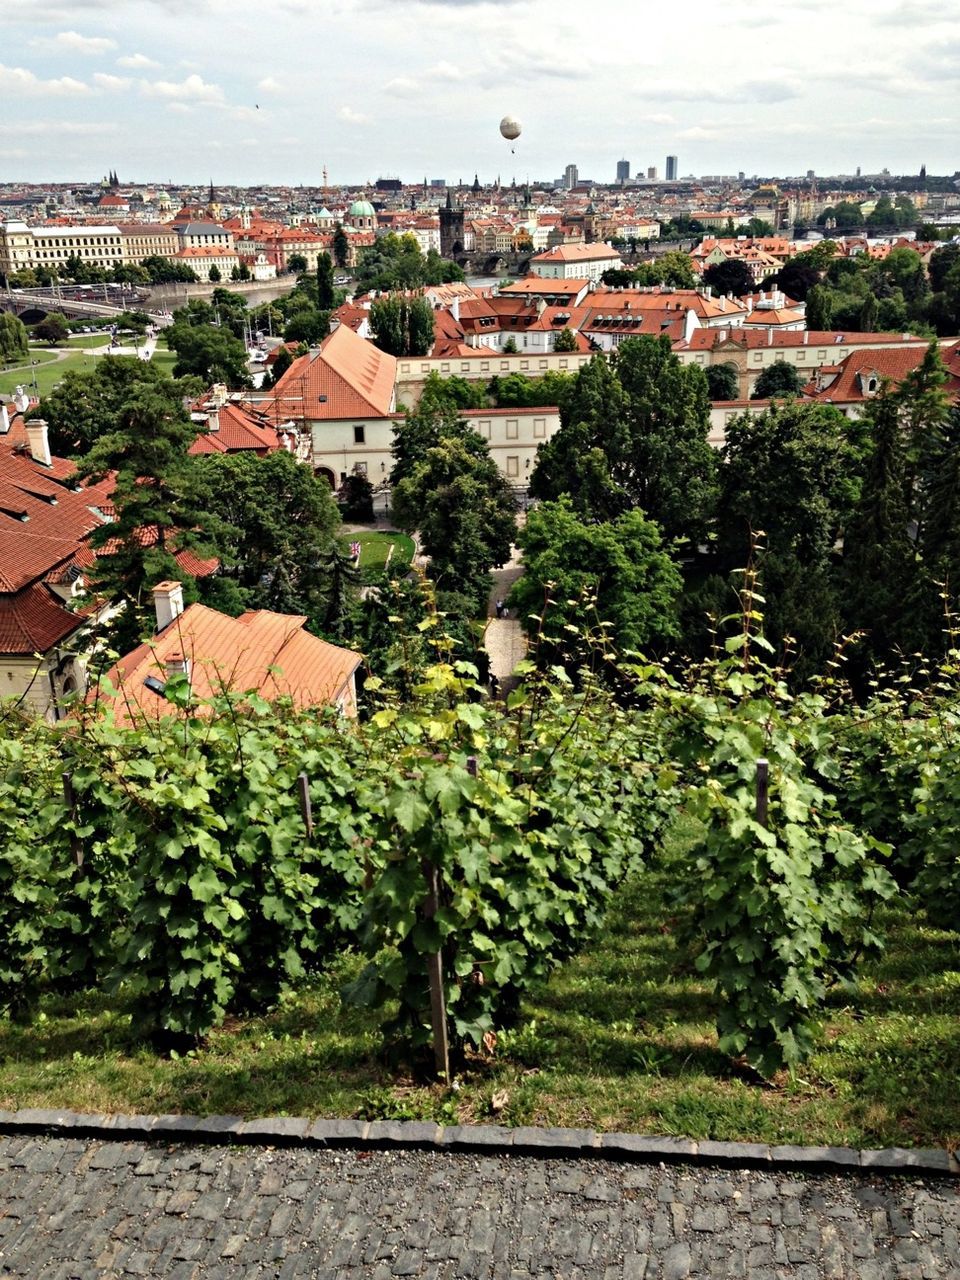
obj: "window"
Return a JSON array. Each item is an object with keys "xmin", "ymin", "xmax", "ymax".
[
  {"xmin": 559, "ymin": 359, "xmax": 568, "ymax": 369},
  {"xmin": 353, "ymin": 425, "xmax": 365, "ymax": 444},
  {"xmin": 752, "ymin": 353, "xmax": 763, "ymax": 363},
  {"xmin": 507, "ymin": 455, "xmax": 519, "ymax": 477},
  {"xmin": 534, "ymin": 417, "xmax": 546, "ymax": 438},
  {"xmin": 506, "ymin": 419, "xmax": 518, "ymax": 440},
  {"xmin": 478, "ymin": 419, "xmax": 491, "ymax": 439}
]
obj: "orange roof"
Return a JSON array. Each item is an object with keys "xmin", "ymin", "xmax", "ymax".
[
  {"xmin": 499, "ymin": 276, "xmax": 592, "ymax": 297},
  {"xmin": 187, "ymin": 402, "xmax": 281, "ymax": 456},
  {"xmin": 676, "ymin": 329, "xmax": 930, "ymax": 353},
  {"xmin": 98, "ymin": 602, "xmax": 361, "ymax": 725},
  {"xmin": 267, "ymin": 324, "xmax": 396, "ymax": 421},
  {"xmin": 804, "ymin": 345, "xmax": 959, "ymax": 405},
  {"xmin": 531, "ymin": 243, "xmax": 622, "ymax": 263}
]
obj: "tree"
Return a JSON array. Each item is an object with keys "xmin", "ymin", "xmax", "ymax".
[
  {"xmin": 282, "ymin": 307, "xmax": 330, "ymax": 346},
  {"xmin": 267, "ymin": 345, "xmax": 294, "ymax": 387},
  {"xmin": 805, "ymin": 283, "xmax": 834, "ymax": 330},
  {"xmin": 703, "ymin": 258, "xmax": 756, "ymax": 298},
  {"xmin": 316, "ymin": 251, "xmax": 335, "ymax": 310},
  {"xmin": 77, "ymin": 391, "xmax": 209, "ymax": 648},
  {"xmin": 529, "ymin": 355, "xmax": 629, "ymax": 522},
  {"xmin": 842, "ymin": 392, "xmax": 925, "ymax": 672},
  {"xmin": 141, "ymin": 256, "xmax": 198, "ymax": 284},
  {"xmin": 922, "ymin": 403, "xmax": 960, "ymax": 594},
  {"xmin": 208, "ymin": 265, "xmax": 222, "ymax": 283},
  {"xmin": 0, "ymin": 312, "xmax": 29, "ymax": 364},
  {"xmin": 614, "ymin": 336, "xmax": 717, "ymax": 545},
  {"xmin": 332, "ymin": 225, "xmax": 350, "ymax": 269},
  {"xmin": 390, "ymin": 395, "xmax": 488, "ymax": 487},
  {"xmin": 717, "ymin": 401, "xmax": 860, "ymax": 673},
  {"xmin": 752, "ymin": 362, "xmax": 804, "ymax": 399},
  {"xmin": 40, "ymin": 357, "xmax": 199, "ymax": 457},
  {"xmin": 552, "ymin": 327, "xmax": 578, "ymax": 352},
  {"xmin": 338, "ymin": 472, "xmax": 375, "ymax": 523},
  {"xmin": 197, "ymin": 450, "xmax": 347, "ymax": 635},
  {"xmin": 509, "ymin": 499, "xmax": 682, "ymax": 659},
  {"xmin": 166, "ymin": 321, "xmax": 250, "ymax": 388},
  {"xmin": 531, "ymin": 338, "xmax": 717, "ymax": 548},
  {"xmin": 33, "ymin": 312, "xmax": 70, "ymax": 345},
  {"xmin": 502, "ymin": 336, "xmax": 519, "ymax": 353},
  {"xmin": 286, "ymin": 254, "xmax": 307, "ymax": 275},
  {"xmin": 392, "ymin": 418, "xmax": 516, "ymax": 616},
  {"xmin": 706, "ymin": 362, "xmax": 740, "ymax": 401},
  {"xmin": 369, "ymin": 295, "xmax": 435, "ymax": 357},
  {"xmin": 771, "ymin": 260, "xmax": 821, "ymax": 302}
]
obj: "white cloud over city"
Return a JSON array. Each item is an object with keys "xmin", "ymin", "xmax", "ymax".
[{"xmin": 0, "ymin": 0, "xmax": 957, "ymax": 183}]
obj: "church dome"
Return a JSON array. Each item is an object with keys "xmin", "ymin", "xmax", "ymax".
[{"xmin": 348, "ymin": 199, "xmax": 375, "ymax": 219}]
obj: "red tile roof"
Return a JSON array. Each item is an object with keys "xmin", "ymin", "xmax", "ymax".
[
  {"xmin": 98, "ymin": 603, "xmax": 362, "ymax": 725},
  {"xmin": 266, "ymin": 324, "xmax": 396, "ymax": 421},
  {"xmin": 0, "ymin": 580, "xmax": 82, "ymax": 655},
  {"xmin": 187, "ymin": 402, "xmax": 281, "ymax": 456}
]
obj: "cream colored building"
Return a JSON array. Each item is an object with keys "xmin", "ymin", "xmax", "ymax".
[
  {"xmin": 118, "ymin": 223, "xmax": 179, "ymax": 264},
  {"xmin": 0, "ymin": 220, "xmax": 123, "ymax": 276}
]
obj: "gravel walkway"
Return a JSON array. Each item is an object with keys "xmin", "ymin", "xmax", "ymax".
[
  {"xmin": 1, "ymin": 1137, "xmax": 958, "ymax": 1278},
  {"xmin": 485, "ymin": 542, "xmax": 526, "ymax": 689}
]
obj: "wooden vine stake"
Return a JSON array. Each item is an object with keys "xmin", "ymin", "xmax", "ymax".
[
  {"xmin": 297, "ymin": 771, "xmax": 314, "ymax": 839},
  {"xmin": 422, "ymin": 859, "xmax": 450, "ymax": 1084},
  {"xmin": 755, "ymin": 757, "xmax": 769, "ymax": 828},
  {"xmin": 62, "ymin": 771, "xmax": 82, "ymax": 867}
]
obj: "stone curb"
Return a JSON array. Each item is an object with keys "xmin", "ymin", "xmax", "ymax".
[{"xmin": 0, "ymin": 1109, "xmax": 956, "ymax": 1177}]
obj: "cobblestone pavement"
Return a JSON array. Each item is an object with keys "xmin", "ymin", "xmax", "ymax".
[{"xmin": 1, "ymin": 1137, "xmax": 958, "ymax": 1279}]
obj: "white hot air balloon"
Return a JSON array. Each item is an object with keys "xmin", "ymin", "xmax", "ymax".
[{"xmin": 499, "ymin": 115, "xmax": 521, "ymax": 153}]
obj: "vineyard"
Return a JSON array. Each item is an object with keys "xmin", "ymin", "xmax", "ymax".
[{"xmin": 0, "ymin": 600, "xmax": 958, "ymax": 1145}]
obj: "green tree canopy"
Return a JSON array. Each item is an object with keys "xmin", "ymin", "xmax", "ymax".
[
  {"xmin": 33, "ymin": 312, "xmax": 70, "ymax": 345},
  {"xmin": 166, "ymin": 321, "xmax": 250, "ymax": 388},
  {"xmin": 369, "ymin": 295, "xmax": 434, "ymax": 357},
  {"xmin": 0, "ymin": 312, "xmax": 29, "ymax": 364},
  {"xmin": 703, "ymin": 258, "xmax": 756, "ymax": 298},
  {"xmin": 40, "ymin": 357, "xmax": 200, "ymax": 457},
  {"xmin": 752, "ymin": 361, "xmax": 804, "ymax": 399},
  {"xmin": 509, "ymin": 498, "xmax": 682, "ymax": 658},
  {"xmin": 316, "ymin": 251, "xmax": 335, "ymax": 310},
  {"xmin": 197, "ymin": 450, "xmax": 349, "ymax": 636},
  {"xmin": 706, "ymin": 362, "xmax": 740, "ymax": 402},
  {"xmin": 392, "ymin": 426, "xmax": 516, "ymax": 616},
  {"xmin": 76, "ymin": 390, "xmax": 209, "ymax": 648}
]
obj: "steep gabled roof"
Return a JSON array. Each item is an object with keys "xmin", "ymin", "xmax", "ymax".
[
  {"xmin": 267, "ymin": 323, "xmax": 396, "ymax": 421},
  {"xmin": 99, "ymin": 603, "xmax": 362, "ymax": 725}
]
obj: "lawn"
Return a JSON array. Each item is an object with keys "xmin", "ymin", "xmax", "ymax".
[
  {"xmin": 63, "ymin": 334, "xmax": 112, "ymax": 349},
  {"xmin": 0, "ymin": 348, "xmax": 60, "ymax": 374},
  {"xmin": 0, "ymin": 347, "xmax": 175, "ymax": 398},
  {"xmin": 0, "ymin": 817, "xmax": 956, "ymax": 1148},
  {"xmin": 350, "ymin": 529, "xmax": 416, "ymax": 576}
]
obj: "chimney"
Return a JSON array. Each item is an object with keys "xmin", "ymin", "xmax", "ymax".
[
  {"xmin": 451, "ymin": 295, "xmax": 461, "ymax": 322},
  {"xmin": 0, "ymin": 405, "xmax": 9, "ymax": 435},
  {"xmin": 164, "ymin": 651, "xmax": 191, "ymax": 682},
  {"xmin": 25, "ymin": 418, "xmax": 52, "ymax": 467},
  {"xmin": 153, "ymin": 580, "xmax": 185, "ymax": 632},
  {"xmin": 210, "ymin": 383, "xmax": 228, "ymax": 407},
  {"xmin": 207, "ymin": 407, "xmax": 220, "ymax": 432}
]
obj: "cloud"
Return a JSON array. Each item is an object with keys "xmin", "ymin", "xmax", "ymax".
[
  {"xmin": 0, "ymin": 120, "xmax": 117, "ymax": 136},
  {"xmin": 384, "ymin": 76, "xmax": 420, "ymax": 96},
  {"xmin": 141, "ymin": 72, "xmax": 225, "ymax": 104},
  {"xmin": 257, "ymin": 75, "xmax": 283, "ymax": 93},
  {"xmin": 637, "ymin": 76, "xmax": 802, "ymax": 105},
  {"xmin": 0, "ymin": 63, "xmax": 89, "ymax": 94},
  {"xmin": 639, "ymin": 112, "xmax": 677, "ymax": 125},
  {"xmin": 117, "ymin": 52, "xmax": 160, "ymax": 69},
  {"xmin": 93, "ymin": 71, "xmax": 131, "ymax": 89},
  {"xmin": 428, "ymin": 60, "xmax": 463, "ymax": 80},
  {"xmin": 53, "ymin": 29, "xmax": 116, "ymax": 53},
  {"xmin": 338, "ymin": 105, "xmax": 370, "ymax": 124}
]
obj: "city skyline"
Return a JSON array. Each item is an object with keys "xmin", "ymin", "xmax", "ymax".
[{"xmin": 1, "ymin": 0, "xmax": 958, "ymax": 185}]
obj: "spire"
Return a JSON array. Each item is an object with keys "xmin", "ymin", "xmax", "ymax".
[
  {"xmin": 208, "ymin": 178, "xmax": 216, "ymax": 204},
  {"xmin": 445, "ymin": 188, "xmax": 452, "ymax": 210},
  {"xmin": 472, "ymin": 172, "xmax": 480, "ymax": 195}
]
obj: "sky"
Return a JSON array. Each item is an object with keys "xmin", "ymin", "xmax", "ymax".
[{"xmin": 1, "ymin": 0, "xmax": 959, "ymax": 188}]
